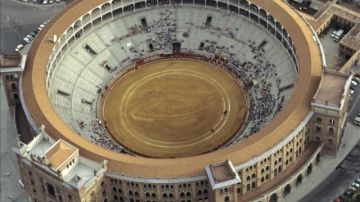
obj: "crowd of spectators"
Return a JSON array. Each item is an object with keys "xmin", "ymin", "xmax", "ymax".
[
  {"xmin": 70, "ymin": 8, "xmax": 296, "ymax": 153},
  {"xmin": 77, "ymin": 119, "xmax": 134, "ymax": 155}
]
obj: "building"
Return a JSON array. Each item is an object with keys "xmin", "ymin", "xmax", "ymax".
[
  {"xmin": 14, "ymin": 126, "xmax": 107, "ymax": 202},
  {"xmin": 0, "ymin": 53, "xmax": 26, "ymax": 110},
  {"xmin": 1, "ymin": 0, "xmax": 355, "ymax": 201},
  {"xmin": 310, "ymin": 70, "xmax": 352, "ymax": 156}
]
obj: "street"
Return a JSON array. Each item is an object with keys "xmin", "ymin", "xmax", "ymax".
[
  {"xmin": 0, "ymin": 0, "xmax": 65, "ymax": 53},
  {"xmin": 0, "ymin": 0, "xmax": 65, "ymax": 201},
  {"xmin": 299, "ymin": 81, "xmax": 360, "ymax": 202}
]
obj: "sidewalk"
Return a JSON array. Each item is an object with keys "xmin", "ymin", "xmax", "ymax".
[
  {"xmin": 284, "ymin": 122, "xmax": 360, "ymax": 202},
  {"xmin": 0, "ymin": 79, "xmax": 27, "ymax": 202}
]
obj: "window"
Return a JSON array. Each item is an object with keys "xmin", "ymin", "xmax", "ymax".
[
  {"xmin": 316, "ymin": 117, "xmax": 322, "ymax": 123},
  {"xmin": 46, "ymin": 183, "xmax": 55, "ymax": 197},
  {"xmin": 329, "ymin": 127, "xmax": 335, "ymax": 134},
  {"xmin": 329, "ymin": 119, "xmax": 335, "ymax": 125},
  {"xmin": 316, "ymin": 126, "xmax": 321, "ymax": 132},
  {"xmin": 224, "ymin": 196, "xmax": 230, "ymax": 202}
]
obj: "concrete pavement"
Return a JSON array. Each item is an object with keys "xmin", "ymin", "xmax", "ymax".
[
  {"xmin": 0, "ymin": 0, "xmax": 66, "ymax": 201},
  {"xmin": 284, "ymin": 85, "xmax": 360, "ymax": 202},
  {"xmin": 0, "ymin": 79, "xmax": 27, "ymax": 202},
  {"xmin": 0, "ymin": 0, "xmax": 65, "ymax": 53}
]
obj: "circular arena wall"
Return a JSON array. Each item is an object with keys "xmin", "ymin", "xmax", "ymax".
[{"xmin": 21, "ymin": 0, "xmax": 322, "ymax": 180}]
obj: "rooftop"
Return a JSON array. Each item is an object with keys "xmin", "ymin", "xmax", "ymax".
[
  {"xmin": 63, "ymin": 157, "xmax": 104, "ymax": 189},
  {"xmin": 312, "ymin": 70, "xmax": 350, "ymax": 109},
  {"xmin": 0, "ymin": 53, "xmax": 22, "ymax": 67},
  {"xmin": 206, "ymin": 160, "xmax": 240, "ymax": 189},
  {"xmin": 16, "ymin": 129, "xmax": 106, "ymax": 189},
  {"xmin": 306, "ymin": 3, "xmax": 360, "ymax": 51},
  {"xmin": 45, "ymin": 140, "xmax": 77, "ymax": 170},
  {"xmin": 0, "ymin": 53, "xmax": 25, "ymax": 73}
]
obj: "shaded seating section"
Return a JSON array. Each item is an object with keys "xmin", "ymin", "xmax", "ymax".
[{"xmin": 47, "ymin": 6, "xmax": 298, "ymax": 154}]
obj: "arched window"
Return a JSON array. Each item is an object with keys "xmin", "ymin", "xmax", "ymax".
[
  {"xmin": 224, "ymin": 196, "xmax": 230, "ymax": 202},
  {"xmin": 46, "ymin": 183, "xmax": 55, "ymax": 197},
  {"xmin": 251, "ymin": 181, "xmax": 256, "ymax": 188},
  {"xmin": 270, "ymin": 193, "xmax": 278, "ymax": 202}
]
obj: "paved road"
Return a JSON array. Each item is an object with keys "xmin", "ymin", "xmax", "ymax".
[
  {"xmin": 299, "ymin": 85, "xmax": 360, "ymax": 202},
  {"xmin": 0, "ymin": 0, "xmax": 65, "ymax": 201},
  {"xmin": 300, "ymin": 140, "xmax": 360, "ymax": 202},
  {"xmin": 349, "ymin": 82, "xmax": 360, "ymax": 120},
  {"xmin": 0, "ymin": 0, "xmax": 65, "ymax": 53}
]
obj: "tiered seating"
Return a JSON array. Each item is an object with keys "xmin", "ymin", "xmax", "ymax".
[{"xmin": 47, "ymin": 6, "xmax": 298, "ymax": 154}]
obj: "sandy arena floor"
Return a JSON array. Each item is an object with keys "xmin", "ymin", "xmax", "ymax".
[{"xmin": 103, "ymin": 59, "xmax": 248, "ymax": 158}]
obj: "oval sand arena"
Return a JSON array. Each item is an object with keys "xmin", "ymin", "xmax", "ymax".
[{"xmin": 102, "ymin": 59, "xmax": 248, "ymax": 158}]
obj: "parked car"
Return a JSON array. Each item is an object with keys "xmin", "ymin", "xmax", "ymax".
[
  {"xmin": 30, "ymin": 31, "xmax": 37, "ymax": 37},
  {"xmin": 339, "ymin": 194, "xmax": 350, "ymax": 202},
  {"xmin": 42, "ymin": 0, "xmax": 48, "ymax": 4},
  {"xmin": 56, "ymin": 0, "xmax": 60, "ymax": 3},
  {"xmin": 23, "ymin": 37, "xmax": 31, "ymax": 44},
  {"xmin": 355, "ymin": 177, "xmax": 360, "ymax": 184},
  {"xmin": 351, "ymin": 80, "xmax": 358, "ymax": 86},
  {"xmin": 351, "ymin": 182, "xmax": 360, "ymax": 189},
  {"xmin": 15, "ymin": 44, "xmax": 24, "ymax": 52},
  {"xmin": 353, "ymin": 77, "xmax": 360, "ymax": 83},
  {"xmin": 344, "ymin": 189, "xmax": 354, "ymax": 197},
  {"xmin": 26, "ymin": 34, "xmax": 33, "ymax": 40},
  {"xmin": 354, "ymin": 114, "xmax": 360, "ymax": 126}
]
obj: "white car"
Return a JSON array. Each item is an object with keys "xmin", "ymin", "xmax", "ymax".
[
  {"xmin": 15, "ymin": 44, "xmax": 24, "ymax": 52},
  {"xmin": 23, "ymin": 37, "xmax": 31, "ymax": 44},
  {"xmin": 354, "ymin": 115, "xmax": 360, "ymax": 126},
  {"xmin": 26, "ymin": 35, "xmax": 33, "ymax": 40},
  {"xmin": 42, "ymin": 0, "xmax": 48, "ymax": 4},
  {"xmin": 330, "ymin": 30, "xmax": 337, "ymax": 38},
  {"xmin": 353, "ymin": 77, "xmax": 360, "ymax": 83},
  {"xmin": 352, "ymin": 182, "xmax": 360, "ymax": 189},
  {"xmin": 351, "ymin": 80, "xmax": 358, "ymax": 86},
  {"xmin": 350, "ymin": 90, "xmax": 354, "ymax": 95}
]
